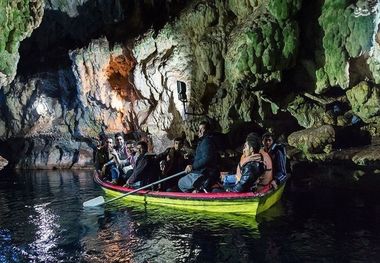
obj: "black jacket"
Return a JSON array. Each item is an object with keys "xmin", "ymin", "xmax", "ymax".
[
  {"xmin": 192, "ymin": 134, "xmax": 219, "ymax": 178},
  {"xmin": 128, "ymin": 154, "xmax": 159, "ymax": 186}
]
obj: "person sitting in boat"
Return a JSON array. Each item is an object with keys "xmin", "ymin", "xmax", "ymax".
[
  {"xmin": 231, "ymin": 135, "xmax": 266, "ymax": 192},
  {"xmin": 95, "ymin": 135, "xmax": 110, "ymax": 177},
  {"xmin": 156, "ymin": 137, "xmax": 188, "ymax": 191},
  {"xmin": 111, "ymin": 134, "xmax": 136, "ymax": 182},
  {"xmin": 262, "ymin": 132, "xmax": 287, "ymax": 190},
  {"xmin": 93, "ymin": 132, "xmax": 107, "ymax": 163},
  {"xmin": 124, "ymin": 141, "xmax": 159, "ymax": 189},
  {"xmin": 178, "ymin": 121, "xmax": 220, "ymax": 193},
  {"xmin": 95, "ymin": 137, "xmax": 120, "ymax": 183}
]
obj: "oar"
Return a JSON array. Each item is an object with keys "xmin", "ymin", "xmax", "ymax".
[{"xmin": 83, "ymin": 170, "xmax": 186, "ymax": 207}]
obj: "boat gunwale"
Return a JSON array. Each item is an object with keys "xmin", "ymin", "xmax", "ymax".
[{"xmin": 94, "ymin": 171, "xmax": 280, "ymax": 202}]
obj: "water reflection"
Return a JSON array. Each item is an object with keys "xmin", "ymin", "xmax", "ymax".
[
  {"xmin": 1, "ymin": 170, "xmax": 380, "ymax": 262},
  {"xmin": 28, "ymin": 203, "xmax": 60, "ymax": 262},
  {"xmin": 95, "ymin": 201, "xmax": 283, "ymax": 262},
  {"xmin": 0, "ymin": 170, "xmax": 101, "ymax": 262},
  {"xmin": 80, "ymin": 208, "xmax": 137, "ymax": 263}
]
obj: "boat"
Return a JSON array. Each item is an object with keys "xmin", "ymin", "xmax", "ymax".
[{"xmin": 94, "ymin": 171, "xmax": 286, "ymax": 215}]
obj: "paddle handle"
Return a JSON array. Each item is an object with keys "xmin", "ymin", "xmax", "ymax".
[{"xmin": 104, "ymin": 170, "xmax": 187, "ymax": 205}]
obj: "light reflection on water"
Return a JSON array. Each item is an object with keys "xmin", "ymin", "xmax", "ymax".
[
  {"xmin": 0, "ymin": 170, "xmax": 380, "ymax": 262},
  {"xmin": 28, "ymin": 203, "xmax": 60, "ymax": 262}
]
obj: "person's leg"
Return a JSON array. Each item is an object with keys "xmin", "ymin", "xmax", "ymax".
[
  {"xmin": 110, "ymin": 165, "xmax": 120, "ymax": 184},
  {"xmin": 178, "ymin": 173, "xmax": 203, "ymax": 192}
]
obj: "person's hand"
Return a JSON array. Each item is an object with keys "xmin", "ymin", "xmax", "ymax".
[
  {"xmin": 166, "ymin": 155, "xmax": 171, "ymax": 161},
  {"xmin": 271, "ymin": 180, "xmax": 278, "ymax": 190},
  {"xmin": 101, "ymin": 165, "xmax": 106, "ymax": 175},
  {"xmin": 111, "ymin": 149, "xmax": 118, "ymax": 157},
  {"xmin": 185, "ymin": 165, "xmax": 192, "ymax": 173}
]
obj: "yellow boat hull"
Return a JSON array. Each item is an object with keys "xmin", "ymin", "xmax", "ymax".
[{"xmin": 100, "ymin": 182, "xmax": 285, "ymax": 215}]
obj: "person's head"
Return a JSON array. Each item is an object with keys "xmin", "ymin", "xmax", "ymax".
[
  {"xmin": 243, "ymin": 136, "xmax": 261, "ymax": 156},
  {"xmin": 105, "ymin": 137, "xmax": 114, "ymax": 150},
  {"xmin": 173, "ymin": 137, "xmax": 184, "ymax": 150},
  {"xmin": 114, "ymin": 132, "xmax": 124, "ymax": 147},
  {"xmin": 136, "ymin": 141, "xmax": 148, "ymax": 155},
  {"xmin": 198, "ymin": 121, "xmax": 211, "ymax": 138},
  {"xmin": 125, "ymin": 140, "xmax": 135, "ymax": 154},
  {"xmin": 246, "ymin": 132, "xmax": 260, "ymax": 141},
  {"xmin": 98, "ymin": 132, "xmax": 107, "ymax": 146},
  {"xmin": 262, "ymin": 132, "xmax": 274, "ymax": 151}
]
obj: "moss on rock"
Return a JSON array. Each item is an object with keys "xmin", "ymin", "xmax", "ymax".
[
  {"xmin": 287, "ymin": 95, "xmax": 337, "ymax": 128},
  {"xmin": 316, "ymin": 0, "xmax": 375, "ymax": 93},
  {"xmin": 0, "ymin": 0, "xmax": 44, "ymax": 86},
  {"xmin": 225, "ymin": 14, "xmax": 298, "ymax": 88},
  {"xmin": 268, "ymin": 0, "xmax": 302, "ymax": 21},
  {"xmin": 288, "ymin": 125, "xmax": 336, "ymax": 154},
  {"xmin": 346, "ymin": 81, "xmax": 380, "ymax": 124}
]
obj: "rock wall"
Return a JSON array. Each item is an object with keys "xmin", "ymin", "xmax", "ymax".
[
  {"xmin": 0, "ymin": 0, "xmax": 44, "ymax": 86},
  {"xmin": 0, "ymin": 0, "xmax": 379, "ymax": 169}
]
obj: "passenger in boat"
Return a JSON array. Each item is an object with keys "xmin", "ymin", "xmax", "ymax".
[
  {"xmin": 262, "ymin": 132, "xmax": 287, "ymax": 189},
  {"xmin": 231, "ymin": 135, "xmax": 265, "ymax": 192},
  {"xmin": 112, "ymin": 134, "xmax": 136, "ymax": 182},
  {"xmin": 95, "ymin": 137, "xmax": 120, "ymax": 183},
  {"xmin": 95, "ymin": 135, "xmax": 110, "ymax": 175},
  {"xmin": 124, "ymin": 141, "xmax": 159, "ymax": 189},
  {"xmin": 178, "ymin": 121, "xmax": 220, "ymax": 193},
  {"xmin": 156, "ymin": 137, "xmax": 188, "ymax": 191},
  {"xmin": 93, "ymin": 132, "xmax": 107, "ymax": 163}
]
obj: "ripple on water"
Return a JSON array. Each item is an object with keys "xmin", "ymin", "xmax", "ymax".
[{"xmin": 1, "ymin": 170, "xmax": 380, "ymax": 262}]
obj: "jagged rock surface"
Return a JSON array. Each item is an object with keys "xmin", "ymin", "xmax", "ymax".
[
  {"xmin": 0, "ymin": 0, "xmax": 44, "ymax": 87},
  {"xmin": 288, "ymin": 125, "xmax": 335, "ymax": 155},
  {"xmin": 0, "ymin": 0, "xmax": 380, "ymax": 169}
]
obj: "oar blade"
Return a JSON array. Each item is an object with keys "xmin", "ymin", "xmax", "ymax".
[{"xmin": 83, "ymin": 196, "xmax": 105, "ymax": 207}]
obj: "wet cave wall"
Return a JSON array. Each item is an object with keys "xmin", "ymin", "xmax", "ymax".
[{"xmin": 0, "ymin": 0, "xmax": 379, "ymax": 171}]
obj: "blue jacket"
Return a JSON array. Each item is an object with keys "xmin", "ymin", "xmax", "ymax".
[
  {"xmin": 269, "ymin": 143, "xmax": 287, "ymax": 184},
  {"xmin": 192, "ymin": 134, "xmax": 219, "ymax": 177}
]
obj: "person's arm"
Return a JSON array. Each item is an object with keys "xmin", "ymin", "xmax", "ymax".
[
  {"xmin": 95, "ymin": 151, "xmax": 101, "ymax": 171},
  {"xmin": 156, "ymin": 148, "xmax": 170, "ymax": 162},
  {"xmin": 113, "ymin": 149, "xmax": 130, "ymax": 167},
  {"xmin": 111, "ymin": 149, "xmax": 122, "ymax": 166},
  {"xmin": 273, "ymin": 149, "xmax": 287, "ymax": 184}
]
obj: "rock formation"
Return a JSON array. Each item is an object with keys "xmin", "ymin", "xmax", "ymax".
[
  {"xmin": 0, "ymin": 0, "xmax": 379, "ymax": 170},
  {"xmin": 0, "ymin": 0, "xmax": 44, "ymax": 86}
]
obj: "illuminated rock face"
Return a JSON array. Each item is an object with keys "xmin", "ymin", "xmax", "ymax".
[{"xmin": 1, "ymin": 0, "xmax": 380, "ymax": 169}]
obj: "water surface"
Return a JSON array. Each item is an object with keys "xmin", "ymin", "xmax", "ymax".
[{"xmin": 0, "ymin": 170, "xmax": 380, "ymax": 262}]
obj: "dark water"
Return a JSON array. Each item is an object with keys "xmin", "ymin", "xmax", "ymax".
[{"xmin": 1, "ymin": 170, "xmax": 380, "ymax": 263}]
